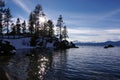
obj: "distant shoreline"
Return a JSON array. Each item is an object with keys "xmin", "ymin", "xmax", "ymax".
[{"xmin": 75, "ymin": 41, "xmax": 120, "ymax": 46}]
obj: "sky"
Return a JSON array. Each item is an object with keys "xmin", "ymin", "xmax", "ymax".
[{"xmin": 4, "ymin": 0, "xmax": 120, "ymax": 42}]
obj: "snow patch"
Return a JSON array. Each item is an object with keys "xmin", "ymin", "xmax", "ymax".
[{"xmin": 3, "ymin": 38, "xmax": 34, "ymax": 49}]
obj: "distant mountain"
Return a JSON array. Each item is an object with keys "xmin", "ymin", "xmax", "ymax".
[{"xmin": 74, "ymin": 41, "xmax": 120, "ymax": 46}]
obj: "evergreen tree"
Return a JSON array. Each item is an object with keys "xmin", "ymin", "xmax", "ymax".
[
  {"xmin": 11, "ymin": 23, "xmax": 16, "ymax": 38},
  {"xmin": 11, "ymin": 23, "xmax": 16, "ymax": 34},
  {"xmin": 29, "ymin": 12, "xmax": 34, "ymax": 35},
  {"xmin": 4, "ymin": 8, "xmax": 12, "ymax": 35},
  {"xmin": 56, "ymin": 15, "xmax": 63, "ymax": 41},
  {"xmin": 62, "ymin": 26, "xmax": 68, "ymax": 40},
  {"xmin": 47, "ymin": 20, "xmax": 54, "ymax": 37},
  {"xmin": 22, "ymin": 20, "xmax": 26, "ymax": 34},
  {"xmin": 34, "ymin": 21, "xmax": 40, "ymax": 36},
  {"xmin": 34, "ymin": 4, "xmax": 42, "ymax": 14},
  {"xmin": 28, "ymin": 4, "xmax": 43, "ymax": 35},
  {"xmin": 34, "ymin": 4, "xmax": 42, "ymax": 33},
  {"xmin": 16, "ymin": 18, "xmax": 21, "ymax": 35},
  {"xmin": 39, "ymin": 12, "xmax": 47, "ymax": 37},
  {"xmin": 0, "ymin": 0, "xmax": 5, "ymax": 36},
  {"xmin": 43, "ymin": 22, "xmax": 48, "ymax": 37}
]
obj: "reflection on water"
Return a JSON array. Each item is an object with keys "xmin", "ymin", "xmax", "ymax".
[
  {"xmin": 0, "ymin": 46, "xmax": 120, "ymax": 80},
  {"xmin": 27, "ymin": 49, "xmax": 53, "ymax": 80}
]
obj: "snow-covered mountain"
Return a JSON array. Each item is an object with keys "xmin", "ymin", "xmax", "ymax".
[{"xmin": 74, "ymin": 41, "xmax": 120, "ymax": 46}]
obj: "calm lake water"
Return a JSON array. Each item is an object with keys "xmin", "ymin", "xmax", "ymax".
[{"xmin": 0, "ymin": 46, "xmax": 120, "ymax": 80}]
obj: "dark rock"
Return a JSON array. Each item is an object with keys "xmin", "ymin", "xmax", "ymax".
[
  {"xmin": 0, "ymin": 40, "xmax": 16, "ymax": 56},
  {"xmin": 69, "ymin": 42, "xmax": 79, "ymax": 48},
  {"xmin": 104, "ymin": 44, "xmax": 114, "ymax": 48},
  {"xmin": 0, "ymin": 67, "xmax": 9, "ymax": 80}
]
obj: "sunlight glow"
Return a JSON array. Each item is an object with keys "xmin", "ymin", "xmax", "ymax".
[{"xmin": 39, "ymin": 17, "xmax": 46, "ymax": 23}]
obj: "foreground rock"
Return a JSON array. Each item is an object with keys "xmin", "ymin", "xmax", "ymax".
[{"xmin": 0, "ymin": 40, "xmax": 16, "ymax": 56}]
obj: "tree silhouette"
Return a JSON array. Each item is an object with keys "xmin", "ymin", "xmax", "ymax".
[
  {"xmin": 22, "ymin": 20, "xmax": 26, "ymax": 34},
  {"xmin": 11, "ymin": 23, "xmax": 16, "ymax": 38},
  {"xmin": 56, "ymin": 15, "xmax": 63, "ymax": 41},
  {"xmin": 29, "ymin": 4, "xmax": 44, "ymax": 36},
  {"xmin": 62, "ymin": 26, "xmax": 68, "ymax": 40},
  {"xmin": 34, "ymin": 4, "xmax": 42, "ymax": 34},
  {"xmin": 47, "ymin": 20, "xmax": 54, "ymax": 37},
  {"xmin": 11, "ymin": 23, "xmax": 15, "ymax": 34},
  {"xmin": 0, "ymin": 0, "xmax": 5, "ymax": 36},
  {"xmin": 16, "ymin": 18, "xmax": 21, "ymax": 36},
  {"xmin": 34, "ymin": 4, "xmax": 42, "ymax": 14},
  {"xmin": 29, "ymin": 12, "xmax": 34, "ymax": 35},
  {"xmin": 4, "ymin": 8, "xmax": 12, "ymax": 38},
  {"xmin": 43, "ymin": 22, "xmax": 48, "ymax": 37},
  {"xmin": 39, "ymin": 12, "xmax": 47, "ymax": 37}
]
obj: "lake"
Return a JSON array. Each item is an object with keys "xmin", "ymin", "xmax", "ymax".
[{"xmin": 0, "ymin": 46, "xmax": 120, "ymax": 80}]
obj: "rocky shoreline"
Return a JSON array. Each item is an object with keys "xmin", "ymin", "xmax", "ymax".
[{"xmin": 0, "ymin": 37, "xmax": 78, "ymax": 55}]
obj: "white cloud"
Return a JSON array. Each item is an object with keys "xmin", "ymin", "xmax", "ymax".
[
  {"xmin": 98, "ymin": 8, "xmax": 120, "ymax": 20},
  {"xmin": 46, "ymin": 10, "xmax": 120, "ymax": 34},
  {"xmin": 67, "ymin": 28, "xmax": 120, "ymax": 42},
  {"xmin": 68, "ymin": 28, "xmax": 92, "ymax": 34},
  {"xmin": 105, "ymin": 29, "xmax": 120, "ymax": 34},
  {"xmin": 12, "ymin": 0, "xmax": 31, "ymax": 14}
]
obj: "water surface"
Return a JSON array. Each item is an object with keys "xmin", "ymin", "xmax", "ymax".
[{"xmin": 0, "ymin": 46, "xmax": 120, "ymax": 80}]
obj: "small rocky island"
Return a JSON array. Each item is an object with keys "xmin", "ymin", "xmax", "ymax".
[{"xmin": 104, "ymin": 44, "xmax": 114, "ymax": 49}]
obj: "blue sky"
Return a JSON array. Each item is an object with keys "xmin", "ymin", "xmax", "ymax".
[{"xmin": 5, "ymin": 0, "xmax": 120, "ymax": 42}]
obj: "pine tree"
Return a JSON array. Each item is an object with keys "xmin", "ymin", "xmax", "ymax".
[
  {"xmin": 11, "ymin": 23, "xmax": 16, "ymax": 38},
  {"xmin": 56, "ymin": 15, "xmax": 63, "ymax": 41},
  {"xmin": 39, "ymin": 12, "xmax": 47, "ymax": 37},
  {"xmin": 34, "ymin": 4, "xmax": 42, "ymax": 34},
  {"xmin": 34, "ymin": 4, "xmax": 42, "ymax": 14},
  {"xmin": 29, "ymin": 12, "xmax": 34, "ymax": 35},
  {"xmin": 22, "ymin": 20, "xmax": 26, "ymax": 34},
  {"xmin": 43, "ymin": 22, "xmax": 48, "ymax": 37},
  {"xmin": 16, "ymin": 18, "xmax": 21, "ymax": 36},
  {"xmin": 28, "ymin": 4, "xmax": 43, "ymax": 36},
  {"xmin": 0, "ymin": 0, "xmax": 5, "ymax": 36},
  {"xmin": 4, "ymin": 8, "xmax": 12, "ymax": 35},
  {"xmin": 11, "ymin": 23, "xmax": 15, "ymax": 34},
  {"xmin": 47, "ymin": 20, "xmax": 54, "ymax": 37},
  {"xmin": 62, "ymin": 26, "xmax": 68, "ymax": 40},
  {"xmin": 34, "ymin": 21, "xmax": 40, "ymax": 36}
]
